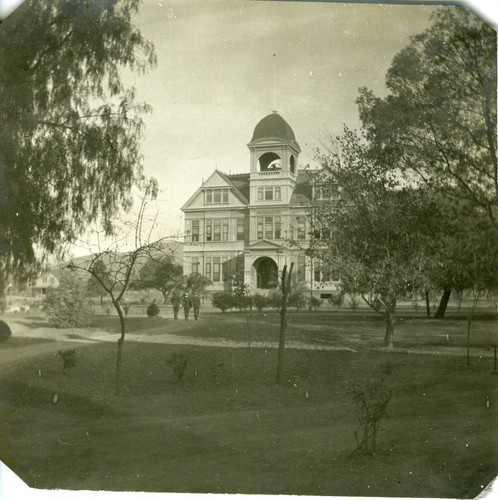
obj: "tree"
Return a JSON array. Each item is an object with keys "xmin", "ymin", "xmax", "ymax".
[
  {"xmin": 68, "ymin": 179, "xmax": 175, "ymax": 393},
  {"xmin": 181, "ymin": 273, "xmax": 212, "ymax": 296},
  {"xmin": 86, "ymin": 258, "xmax": 112, "ymax": 305},
  {"xmin": 356, "ymin": 7, "xmax": 496, "ymax": 317},
  {"xmin": 44, "ymin": 269, "xmax": 94, "ymax": 328},
  {"xmin": 0, "ymin": 0, "xmax": 156, "ymax": 311},
  {"xmin": 134, "ymin": 256, "xmax": 182, "ymax": 304},
  {"xmin": 276, "ymin": 263, "xmax": 293, "ymax": 384},
  {"xmin": 311, "ymin": 130, "xmax": 429, "ymax": 348},
  {"xmin": 357, "ymin": 7, "xmax": 496, "ymax": 228}
]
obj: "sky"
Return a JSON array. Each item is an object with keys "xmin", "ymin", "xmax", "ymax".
[{"xmin": 127, "ymin": 0, "xmax": 441, "ymax": 239}]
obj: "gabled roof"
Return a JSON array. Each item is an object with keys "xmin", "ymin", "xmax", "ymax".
[
  {"xmin": 248, "ymin": 239, "xmax": 284, "ymax": 250},
  {"xmin": 181, "ymin": 169, "xmax": 249, "ymax": 210}
]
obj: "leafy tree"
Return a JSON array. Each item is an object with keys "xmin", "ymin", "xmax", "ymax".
[
  {"xmin": 0, "ymin": 0, "xmax": 156, "ymax": 311},
  {"xmin": 311, "ymin": 130, "xmax": 429, "ymax": 348},
  {"xmin": 357, "ymin": 7, "xmax": 497, "ymax": 228},
  {"xmin": 134, "ymin": 256, "xmax": 182, "ymax": 304},
  {"xmin": 356, "ymin": 7, "xmax": 496, "ymax": 317},
  {"xmin": 181, "ymin": 273, "xmax": 211, "ymax": 296},
  {"xmin": 44, "ymin": 269, "xmax": 94, "ymax": 328}
]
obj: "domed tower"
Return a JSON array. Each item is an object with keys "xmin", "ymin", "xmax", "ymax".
[{"xmin": 248, "ymin": 112, "xmax": 301, "ymax": 205}]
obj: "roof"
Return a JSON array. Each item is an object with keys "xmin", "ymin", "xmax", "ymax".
[
  {"xmin": 226, "ymin": 173, "xmax": 250, "ymax": 201},
  {"xmin": 250, "ymin": 112, "xmax": 299, "ymax": 146},
  {"xmin": 290, "ymin": 171, "xmax": 312, "ymax": 205}
]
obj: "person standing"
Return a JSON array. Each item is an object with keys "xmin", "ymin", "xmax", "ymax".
[
  {"xmin": 192, "ymin": 292, "xmax": 201, "ymax": 320},
  {"xmin": 182, "ymin": 293, "xmax": 192, "ymax": 320},
  {"xmin": 171, "ymin": 292, "xmax": 180, "ymax": 320}
]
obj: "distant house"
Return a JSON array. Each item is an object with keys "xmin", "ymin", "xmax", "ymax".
[{"xmin": 29, "ymin": 272, "xmax": 60, "ymax": 296}]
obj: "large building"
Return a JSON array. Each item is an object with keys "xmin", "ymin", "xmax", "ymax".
[{"xmin": 181, "ymin": 112, "xmax": 336, "ymax": 297}]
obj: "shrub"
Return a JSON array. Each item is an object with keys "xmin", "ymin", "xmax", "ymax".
[
  {"xmin": 289, "ymin": 290, "xmax": 307, "ymax": 310},
  {"xmin": 58, "ymin": 349, "xmax": 76, "ymax": 373},
  {"xmin": 329, "ymin": 289, "xmax": 345, "ymax": 310},
  {"xmin": 0, "ymin": 320, "xmax": 12, "ymax": 342},
  {"xmin": 268, "ymin": 289, "xmax": 282, "ymax": 310},
  {"xmin": 146, "ymin": 300, "xmax": 159, "ymax": 317},
  {"xmin": 211, "ymin": 292, "xmax": 234, "ymax": 313},
  {"xmin": 349, "ymin": 293, "xmax": 360, "ymax": 311},
  {"xmin": 233, "ymin": 294, "xmax": 253, "ymax": 312},
  {"xmin": 347, "ymin": 379, "xmax": 391, "ymax": 456},
  {"xmin": 166, "ymin": 351, "xmax": 190, "ymax": 382},
  {"xmin": 44, "ymin": 270, "xmax": 94, "ymax": 328},
  {"xmin": 252, "ymin": 293, "xmax": 269, "ymax": 313},
  {"xmin": 309, "ymin": 296, "xmax": 322, "ymax": 312}
]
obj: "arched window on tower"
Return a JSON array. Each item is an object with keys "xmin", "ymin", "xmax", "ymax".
[
  {"xmin": 290, "ymin": 155, "xmax": 296, "ymax": 175},
  {"xmin": 258, "ymin": 152, "xmax": 282, "ymax": 172}
]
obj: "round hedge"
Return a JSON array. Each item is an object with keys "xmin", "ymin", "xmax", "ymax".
[{"xmin": 0, "ymin": 320, "xmax": 12, "ymax": 342}]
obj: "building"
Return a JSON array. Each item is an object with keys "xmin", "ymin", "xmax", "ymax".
[
  {"xmin": 181, "ymin": 112, "xmax": 337, "ymax": 297},
  {"xmin": 29, "ymin": 272, "xmax": 60, "ymax": 296}
]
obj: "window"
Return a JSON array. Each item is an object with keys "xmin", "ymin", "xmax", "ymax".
[
  {"xmin": 298, "ymin": 254, "xmax": 306, "ymax": 281},
  {"xmin": 314, "ymin": 260, "xmax": 333, "ymax": 282},
  {"xmin": 206, "ymin": 219, "xmax": 228, "ymax": 242},
  {"xmin": 256, "ymin": 186, "xmax": 282, "ymax": 201},
  {"xmin": 257, "ymin": 217, "xmax": 264, "ymax": 239},
  {"xmin": 237, "ymin": 219, "xmax": 245, "ymax": 240},
  {"xmin": 213, "ymin": 257, "xmax": 221, "ymax": 282},
  {"xmin": 192, "ymin": 257, "xmax": 199, "ymax": 274},
  {"xmin": 275, "ymin": 216, "xmax": 281, "ymax": 239},
  {"xmin": 222, "ymin": 257, "xmax": 229, "ymax": 282},
  {"xmin": 205, "ymin": 258, "xmax": 211, "ymax": 280},
  {"xmin": 222, "ymin": 219, "xmax": 229, "ymax": 241},
  {"xmin": 297, "ymin": 216, "xmax": 306, "ymax": 240},
  {"xmin": 206, "ymin": 219, "xmax": 212, "ymax": 241},
  {"xmin": 265, "ymin": 216, "xmax": 273, "ymax": 239},
  {"xmin": 213, "ymin": 219, "xmax": 221, "ymax": 241},
  {"xmin": 205, "ymin": 188, "xmax": 229, "ymax": 205},
  {"xmin": 191, "ymin": 219, "xmax": 200, "ymax": 242},
  {"xmin": 257, "ymin": 216, "xmax": 282, "ymax": 240}
]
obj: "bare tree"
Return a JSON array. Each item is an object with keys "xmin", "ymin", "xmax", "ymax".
[
  {"xmin": 68, "ymin": 179, "xmax": 181, "ymax": 393},
  {"xmin": 276, "ymin": 263, "xmax": 294, "ymax": 384}
]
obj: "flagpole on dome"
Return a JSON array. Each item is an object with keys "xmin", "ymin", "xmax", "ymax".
[{"xmin": 273, "ymin": 53, "xmax": 277, "ymax": 114}]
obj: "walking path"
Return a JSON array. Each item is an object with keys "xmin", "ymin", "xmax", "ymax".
[{"xmin": 2, "ymin": 315, "xmax": 495, "ymax": 360}]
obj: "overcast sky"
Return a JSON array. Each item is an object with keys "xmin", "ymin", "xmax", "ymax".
[{"xmin": 127, "ymin": 0, "xmax": 443, "ymax": 238}]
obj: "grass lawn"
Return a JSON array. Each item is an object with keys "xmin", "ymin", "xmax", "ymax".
[
  {"xmin": 0, "ymin": 331, "xmax": 496, "ymax": 497},
  {"xmin": 88, "ymin": 309, "xmax": 498, "ymax": 354}
]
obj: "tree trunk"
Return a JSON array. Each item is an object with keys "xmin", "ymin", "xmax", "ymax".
[
  {"xmin": 276, "ymin": 264, "xmax": 293, "ymax": 384},
  {"xmin": 424, "ymin": 289, "xmax": 431, "ymax": 318},
  {"xmin": 384, "ymin": 307, "xmax": 395, "ymax": 349},
  {"xmin": 0, "ymin": 270, "xmax": 7, "ymax": 313},
  {"xmin": 114, "ymin": 300, "xmax": 126, "ymax": 394},
  {"xmin": 434, "ymin": 288, "xmax": 451, "ymax": 319},
  {"xmin": 466, "ymin": 291, "xmax": 481, "ymax": 368}
]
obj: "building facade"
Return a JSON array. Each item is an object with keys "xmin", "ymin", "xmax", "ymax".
[{"xmin": 181, "ymin": 112, "xmax": 336, "ymax": 297}]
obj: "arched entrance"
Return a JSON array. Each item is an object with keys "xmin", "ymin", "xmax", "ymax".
[{"xmin": 254, "ymin": 257, "xmax": 278, "ymax": 289}]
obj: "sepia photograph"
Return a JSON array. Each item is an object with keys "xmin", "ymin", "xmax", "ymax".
[{"xmin": 0, "ymin": 0, "xmax": 496, "ymax": 498}]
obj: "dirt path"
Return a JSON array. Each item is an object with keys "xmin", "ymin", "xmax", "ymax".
[{"xmin": 1, "ymin": 315, "xmax": 494, "ymax": 361}]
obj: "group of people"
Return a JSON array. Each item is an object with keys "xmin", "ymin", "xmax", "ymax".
[{"xmin": 170, "ymin": 291, "xmax": 201, "ymax": 320}]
